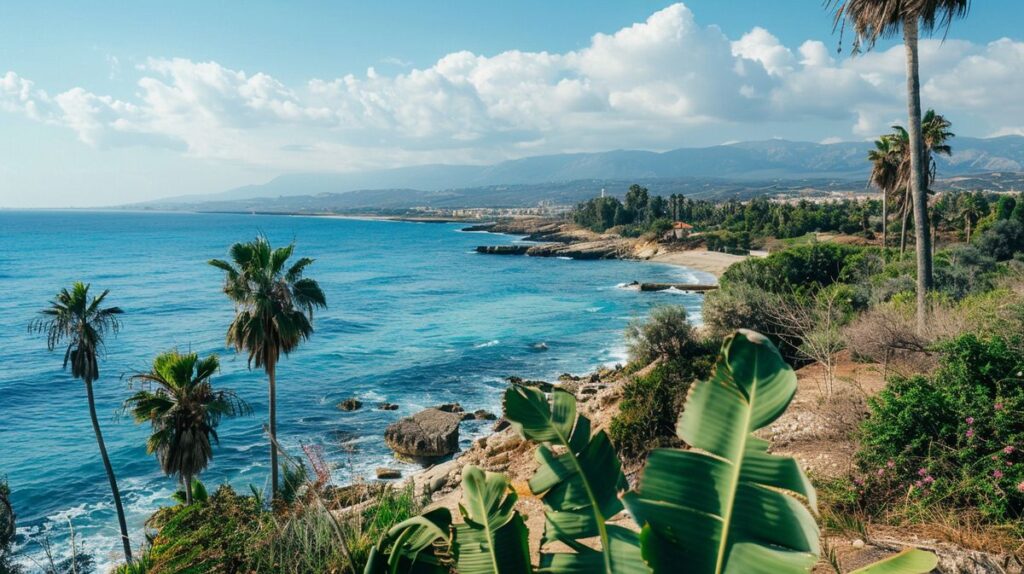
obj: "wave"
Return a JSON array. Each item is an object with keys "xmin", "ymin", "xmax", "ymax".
[{"xmin": 473, "ymin": 340, "xmax": 500, "ymax": 349}]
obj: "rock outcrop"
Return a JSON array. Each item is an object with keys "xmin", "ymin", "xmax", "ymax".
[
  {"xmin": 337, "ymin": 398, "xmax": 362, "ymax": 411},
  {"xmin": 384, "ymin": 408, "xmax": 461, "ymax": 463}
]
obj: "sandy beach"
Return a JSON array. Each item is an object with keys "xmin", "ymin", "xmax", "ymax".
[{"xmin": 649, "ymin": 247, "xmax": 767, "ymax": 279}]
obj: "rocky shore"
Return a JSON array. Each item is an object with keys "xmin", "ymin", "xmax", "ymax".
[{"xmin": 467, "ymin": 217, "xmax": 752, "ymax": 278}]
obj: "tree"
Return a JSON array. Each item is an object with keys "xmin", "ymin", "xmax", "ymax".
[
  {"xmin": 125, "ymin": 351, "xmax": 250, "ymax": 505},
  {"xmin": 958, "ymin": 192, "xmax": 983, "ymax": 241},
  {"xmin": 209, "ymin": 236, "xmax": 326, "ymax": 499},
  {"xmin": 868, "ymin": 132, "xmax": 904, "ymax": 249},
  {"xmin": 31, "ymin": 283, "xmax": 133, "ymax": 562},
  {"xmin": 996, "ymin": 195, "xmax": 1017, "ymax": 220},
  {"xmin": 831, "ymin": 0, "xmax": 970, "ymax": 334}
]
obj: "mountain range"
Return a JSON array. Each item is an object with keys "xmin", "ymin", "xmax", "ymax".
[{"xmin": 141, "ymin": 135, "xmax": 1024, "ymax": 210}]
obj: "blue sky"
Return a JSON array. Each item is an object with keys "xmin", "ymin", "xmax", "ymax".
[{"xmin": 2, "ymin": 1, "xmax": 1023, "ymax": 207}]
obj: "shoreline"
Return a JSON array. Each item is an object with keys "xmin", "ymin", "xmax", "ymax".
[{"xmin": 465, "ymin": 217, "xmax": 757, "ymax": 279}]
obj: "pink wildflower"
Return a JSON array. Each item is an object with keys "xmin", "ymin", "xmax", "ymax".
[
  {"xmin": 966, "ymin": 416, "xmax": 975, "ymax": 425},
  {"xmin": 917, "ymin": 467, "xmax": 927, "ymax": 476},
  {"xmin": 1005, "ymin": 445, "xmax": 1016, "ymax": 454},
  {"xmin": 876, "ymin": 468, "xmax": 885, "ymax": 476},
  {"xmin": 994, "ymin": 470, "xmax": 1004, "ymax": 479},
  {"xmin": 924, "ymin": 476, "xmax": 934, "ymax": 484},
  {"xmin": 887, "ymin": 459, "xmax": 895, "ymax": 468},
  {"xmin": 914, "ymin": 480, "xmax": 923, "ymax": 488},
  {"xmin": 994, "ymin": 403, "xmax": 1004, "ymax": 411},
  {"xmin": 1017, "ymin": 482, "xmax": 1024, "ymax": 493},
  {"xmin": 966, "ymin": 428, "xmax": 975, "ymax": 438}
]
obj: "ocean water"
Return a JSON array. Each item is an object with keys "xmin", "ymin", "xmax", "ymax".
[{"xmin": 0, "ymin": 210, "xmax": 711, "ymax": 571}]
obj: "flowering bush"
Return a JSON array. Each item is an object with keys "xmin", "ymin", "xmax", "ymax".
[{"xmin": 856, "ymin": 334, "xmax": 1024, "ymax": 521}]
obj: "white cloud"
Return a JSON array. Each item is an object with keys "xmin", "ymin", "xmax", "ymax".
[{"xmin": 2, "ymin": 3, "xmax": 1023, "ymax": 173}]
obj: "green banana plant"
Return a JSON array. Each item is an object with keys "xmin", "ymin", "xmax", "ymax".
[
  {"xmin": 454, "ymin": 466, "xmax": 532, "ymax": 573},
  {"xmin": 504, "ymin": 385, "xmax": 648, "ymax": 574},
  {"xmin": 622, "ymin": 330, "xmax": 821, "ymax": 573},
  {"xmin": 364, "ymin": 466, "xmax": 530, "ymax": 574},
  {"xmin": 364, "ymin": 506, "xmax": 453, "ymax": 574},
  {"xmin": 366, "ymin": 329, "xmax": 938, "ymax": 574}
]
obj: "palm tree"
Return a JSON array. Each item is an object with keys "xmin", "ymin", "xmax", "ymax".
[
  {"xmin": 958, "ymin": 192, "xmax": 983, "ymax": 241},
  {"xmin": 125, "ymin": 351, "xmax": 250, "ymax": 505},
  {"xmin": 208, "ymin": 236, "xmax": 326, "ymax": 499},
  {"xmin": 868, "ymin": 132, "xmax": 905, "ymax": 249},
  {"xmin": 31, "ymin": 282, "xmax": 133, "ymax": 562},
  {"xmin": 831, "ymin": 0, "xmax": 970, "ymax": 333}
]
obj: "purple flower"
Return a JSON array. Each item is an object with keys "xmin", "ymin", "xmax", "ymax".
[
  {"xmin": 924, "ymin": 476, "xmax": 934, "ymax": 484},
  {"xmin": 914, "ymin": 480, "xmax": 923, "ymax": 488},
  {"xmin": 994, "ymin": 470, "xmax": 1004, "ymax": 479},
  {"xmin": 966, "ymin": 429, "xmax": 975, "ymax": 439},
  {"xmin": 876, "ymin": 468, "xmax": 885, "ymax": 476},
  {"xmin": 1017, "ymin": 482, "xmax": 1024, "ymax": 493},
  {"xmin": 995, "ymin": 403, "xmax": 1004, "ymax": 411},
  {"xmin": 1004, "ymin": 445, "xmax": 1015, "ymax": 454},
  {"xmin": 917, "ymin": 467, "xmax": 927, "ymax": 476},
  {"xmin": 966, "ymin": 416, "xmax": 975, "ymax": 425}
]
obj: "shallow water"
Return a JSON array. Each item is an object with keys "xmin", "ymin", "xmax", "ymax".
[{"xmin": 0, "ymin": 210, "xmax": 711, "ymax": 570}]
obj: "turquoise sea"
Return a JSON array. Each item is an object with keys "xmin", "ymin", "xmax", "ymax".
[{"xmin": 0, "ymin": 210, "xmax": 711, "ymax": 571}]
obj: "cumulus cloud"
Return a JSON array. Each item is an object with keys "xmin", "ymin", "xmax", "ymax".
[{"xmin": 2, "ymin": 3, "xmax": 1022, "ymax": 172}]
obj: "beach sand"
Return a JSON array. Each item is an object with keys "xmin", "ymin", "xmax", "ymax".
[{"xmin": 649, "ymin": 248, "xmax": 767, "ymax": 278}]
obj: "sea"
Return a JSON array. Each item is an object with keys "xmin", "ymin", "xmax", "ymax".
[{"xmin": 0, "ymin": 210, "xmax": 712, "ymax": 571}]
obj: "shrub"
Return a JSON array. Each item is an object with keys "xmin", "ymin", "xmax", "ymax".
[
  {"xmin": 701, "ymin": 283, "xmax": 782, "ymax": 341},
  {"xmin": 145, "ymin": 483, "xmax": 422, "ymax": 574},
  {"xmin": 975, "ymin": 219, "xmax": 1024, "ymax": 262},
  {"xmin": 856, "ymin": 334, "xmax": 1024, "ymax": 522},
  {"xmin": 624, "ymin": 305, "xmax": 700, "ymax": 366},
  {"xmin": 719, "ymin": 242, "xmax": 864, "ymax": 294},
  {"xmin": 615, "ymin": 307, "xmax": 717, "ymax": 463},
  {"xmin": 933, "ymin": 245, "xmax": 997, "ymax": 299}
]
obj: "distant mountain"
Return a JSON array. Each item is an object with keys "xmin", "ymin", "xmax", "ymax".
[{"xmin": 145, "ymin": 135, "xmax": 1024, "ymax": 208}]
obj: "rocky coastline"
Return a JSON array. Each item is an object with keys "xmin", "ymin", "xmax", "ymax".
[{"xmin": 466, "ymin": 217, "xmax": 752, "ymax": 279}]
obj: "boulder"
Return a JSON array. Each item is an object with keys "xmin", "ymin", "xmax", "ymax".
[
  {"xmin": 385, "ymin": 408, "xmax": 461, "ymax": 463},
  {"xmin": 492, "ymin": 418, "xmax": 511, "ymax": 432},
  {"xmin": 434, "ymin": 402, "xmax": 465, "ymax": 414},
  {"xmin": 473, "ymin": 409, "xmax": 497, "ymax": 421},
  {"xmin": 376, "ymin": 468, "xmax": 402, "ymax": 480},
  {"xmin": 377, "ymin": 402, "xmax": 399, "ymax": 411},
  {"xmin": 337, "ymin": 398, "xmax": 362, "ymax": 411},
  {"xmin": 505, "ymin": 376, "xmax": 554, "ymax": 393}
]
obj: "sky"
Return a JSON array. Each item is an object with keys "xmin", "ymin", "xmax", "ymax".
[{"xmin": 2, "ymin": 1, "xmax": 1023, "ymax": 208}]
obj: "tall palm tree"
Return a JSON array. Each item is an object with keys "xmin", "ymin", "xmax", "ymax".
[
  {"xmin": 831, "ymin": 0, "xmax": 970, "ymax": 333},
  {"xmin": 958, "ymin": 192, "xmax": 983, "ymax": 241},
  {"xmin": 208, "ymin": 236, "xmax": 326, "ymax": 499},
  {"xmin": 31, "ymin": 282, "xmax": 133, "ymax": 562},
  {"xmin": 868, "ymin": 132, "xmax": 904, "ymax": 249},
  {"xmin": 125, "ymin": 351, "xmax": 250, "ymax": 505}
]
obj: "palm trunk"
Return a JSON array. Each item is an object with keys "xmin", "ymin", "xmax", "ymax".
[
  {"xmin": 904, "ymin": 17, "xmax": 933, "ymax": 334},
  {"xmin": 86, "ymin": 379, "xmax": 133, "ymax": 562},
  {"xmin": 881, "ymin": 192, "xmax": 888, "ymax": 249},
  {"xmin": 184, "ymin": 474, "xmax": 193, "ymax": 506},
  {"xmin": 966, "ymin": 217, "xmax": 972, "ymax": 242},
  {"xmin": 900, "ymin": 200, "xmax": 910, "ymax": 257},
  {"xmin": 268, "ymin": 358, "xmax": 279, "ymax": 499}
]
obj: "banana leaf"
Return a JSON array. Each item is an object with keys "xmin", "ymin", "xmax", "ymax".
[
  {"xmin": 364, "ymin": 506, "xmax": 452, "ymax": 574},
  {"xmin": 505, "ymin": 385, "xmax": 648, "ymax": 574},
  {"xmin": 453, "ymin": 465, "xmax": 532, "ymax": 574},
  {"xmin": 850, "ymin": 548, "xmax": 939, "ymax": 574},
  {"xmin": 622, "ymin": 330, "xmax": 819, "ymax": 574}
]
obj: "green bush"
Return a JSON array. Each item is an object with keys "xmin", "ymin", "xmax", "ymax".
[
  {"xmin": 719, "ymin": 242, "xmax": 864, "ymax": 294},
  {"xmin": 146, "ymin": 483, "xmax": 422, "ymax": 574},
  {"xmin": 624, "ymin": 306, "xmax": 702, "ymax": 365},
  {"xmin": 857, "ymin": 334, "xmax": 1024, "ymax": 522},
  {"xmin": 614, "ymin": 307, "xmax": 717, "ymax": 462}
]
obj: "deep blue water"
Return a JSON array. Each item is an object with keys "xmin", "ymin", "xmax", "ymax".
[{"xmin": 0, "ymin": 210, "xmax": 710, "ymax": 570}]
